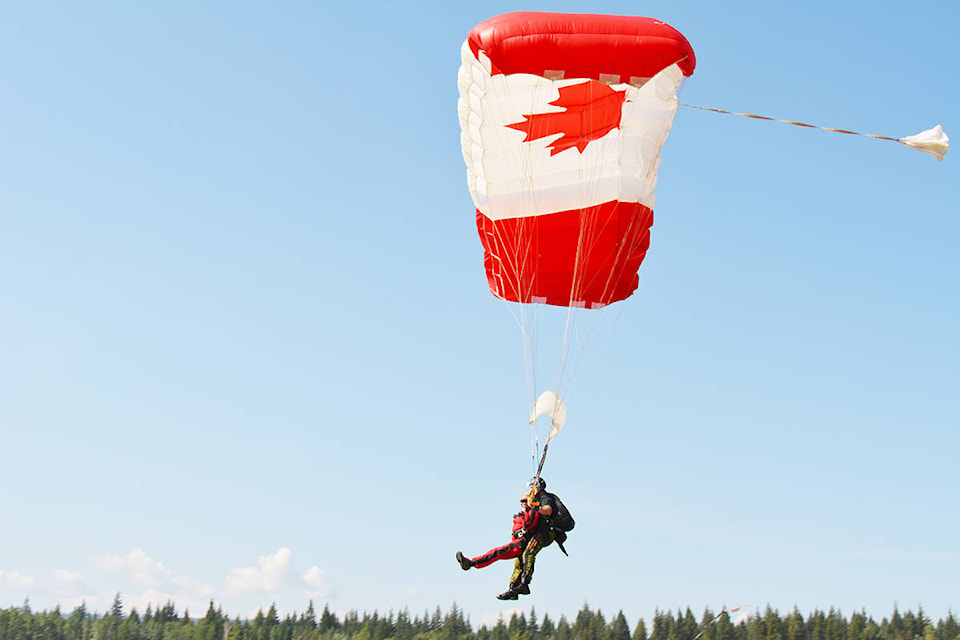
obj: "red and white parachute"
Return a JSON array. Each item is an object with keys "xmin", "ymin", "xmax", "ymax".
[{"xmin": 458, "ymin": 12, "xmax": 696, "ymax": 456}]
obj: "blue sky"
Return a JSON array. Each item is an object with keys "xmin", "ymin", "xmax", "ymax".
[{"xmin": 1, "ymin": 0, "xmax": 957, "ymax": 629}]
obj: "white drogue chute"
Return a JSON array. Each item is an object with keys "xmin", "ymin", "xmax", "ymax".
[
  {"xmin": 530, "ymin": 390, "xmax": 566, "ymax": 443},
  {"xmin": 900, "ymin": 125, "xmax": 950, "ymax": 161}
]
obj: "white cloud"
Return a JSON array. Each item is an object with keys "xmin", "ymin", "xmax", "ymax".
[
  {"xmin": 89, "ymin": 548, "xmax": 215, "ymax": 602},
  {"xmin": 51, "ymin": 569, "xmax": 90, "ymax": 597},
  {"xmin": 301, "ymin": 566, "xmax": 330, "ymax": 598},
  {"xmin": 91, "ymin": 548, "xmax": 170, "ymax": 588},
  {"xmin": 224, "ymin": 547, "xmax": 332, "ymax": 603},
  {"xmin": 224, "ymin": 547, "xmax": 295, "ymax": 596},
  {"xmin": 54, "ymin": 569, "xmax": 82, "ymax": 583},
  {"xmin": 2, "ymin": 547, "xmax": 329, "ymax": 619},
  {"xmin": 0, "ymin": 570, "xmax": 36, "ymax": 589},
  {"xmin": 479, "ymin": 608, "xmax": 523, "ymax": 628},
  {"xmin": 123, "ymin": 588, "xmax": 213, "ymax": 617}
]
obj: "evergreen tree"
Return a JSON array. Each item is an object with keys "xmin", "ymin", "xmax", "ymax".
[
  {"xmin": 542, "ymin": 613, "xmax": 556, "ymax": 638},
  {"xmin": 274, "ymin": 612, "xmax": 296, "ymax": 640},
  {"xmin": 266, "ymin": 604, "xmax": 280, "ymax": 627},
  {"xmin": 666, "ymin": 619, "xmax": 680, "ymax": 640},
  {"xmin": 491, "ymin": 616, "xmax": 510, "ymax": 640},
  {"xmin": 227, "ymin": 616, "xmax": 245, "ymax": 640},
  {"xmin": 320, "ymin": 604, "xmax": 340, "ymax": 632},
  {"xmin": 745, "ymin": 609, "xmax": 765, "ymax": 640},
  {"xmin": 110, "ymin": 593, "xmax": 124, "ymax": 618},
  {"xmin": 576, "ymin": 604, "xmax": 608, "ymax": 640},
  {"xmin": 509, "ymin": 610, "xmax": 528, "ymax": 640},
  {"xmin": 713, "ymin": 610, "xmax": 735, "ymax": 640},
  {"xmin": 590, "ymin": 609, "xmax": 610, "ymax": 640},
  {"xmin": 5, "ymin": 606, "xmax": 27, "ymax": 640},
  {"xmin": 555, "ymin": 617, "xmax": 572, "ymax": 640},
  {"xmin": 849, "ymin": 611, "xmax": 867, "ymax": 640},
  {"xmin": 889, "ymin": 607, "xmax": 905, "ymax": 640},
  {"xmin": 67, "ymin": 602, "xmax": 88, "ymax": 640},
  {"xmin": 156, "ymin": 601, "xmax": 179, "ymax": 624},
  {"xmin": 678, "ymin": 609, "xmax": 697, "ymax": 640},
  {"xmin": 611, "ymin": 612, "xmax": 631, "ymax": 640},
  {"xmin": 651, "ymin": 610, "xmax": 671, "ymax": 640},
  {"xmin": 633, "ymin": 618, "xmax": 648, "ymax": 640},
  {"xmin": 807, "ymin": 610, "xmax": 826, "ymax": 640},
  {"xmin": 784, "ymin": 608, "xmax": 803, "ymax": 640},
  {"xmin": 444, "ymin": 604, "xmax": 472, "ymax": 640},
  {"xmin": 432, "ymin": 607, "xmax": 445, "ymax": 632},
  {"xmin": 906, "ymin": 609, "xmax": 931, "ymax": 640},
  {"xmin": 196, "ymin": 600, "xmax": 226, "ymax": 640},
  {"xmin": 698, "ymin": 610, "xmax": 717, "ymax": 640},
  {"xmin": 300, "ymin": 601, "xmax": 319, "ymax": 631},
  {"xmin": 933, "ymin": 612, "xmax": 958, "ymax": 640},
  {"xmin": 5, "ymin": 597, "xmax": 960, "ymax": 640},
  {"xmin": 396, "ymin": 608, "xmax": 414, "ymax": 640},
  {"xmin": 825, "ymin": 608, "xmax": 845, "ymax": 640},
  {"xmin": 101, "ymin": 593, "xmax": 124, "ymax": 640},
  {"xmin": 764, "ymin": 607, "xmax": 783, "ymax": 640},
  {"xmin": 252, "ymin": 609, "xmax": 269, "ymax": 640},
  {"xmin": 355, "ymin": 616, "xmax": 374, "ymax": 640}
]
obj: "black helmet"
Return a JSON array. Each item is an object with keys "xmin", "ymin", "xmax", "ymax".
[{"xmin": 527, "ymin": 477, "xmax": 546, "ymax": 492}]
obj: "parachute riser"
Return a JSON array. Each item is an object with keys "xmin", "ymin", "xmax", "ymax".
[{"xmin": 527, "ymin": 443, "xmax": 549, "ymax": 507}]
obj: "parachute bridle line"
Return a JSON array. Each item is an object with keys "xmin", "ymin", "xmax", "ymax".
[
  {"xmin": 691, "ymin": 605, "xmax": 753, "ymax": 640},
  {"xmin": 680, "ymin": 103, "xmax": 949, "ymax": 160},
  {"xmin": 682, "ymin": 102, "xmax": 901, "ymax": 140}
]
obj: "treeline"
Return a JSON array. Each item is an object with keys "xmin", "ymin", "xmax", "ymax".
[{"xmin": 0, "ymin": 598, "xmax": 957, "ymax": 640}]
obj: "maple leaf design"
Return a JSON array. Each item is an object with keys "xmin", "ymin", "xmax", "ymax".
[{"xmin": 507, "ymin": 80, "xmax": 627, "ymax": 156}]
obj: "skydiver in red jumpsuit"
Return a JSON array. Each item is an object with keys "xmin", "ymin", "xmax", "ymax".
[{"xmin": 455, "ymin": 480, "xmax": 556, "ymax": 600}]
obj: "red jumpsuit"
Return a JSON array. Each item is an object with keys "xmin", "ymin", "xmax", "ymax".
[{"xmin": 469, "ymin": 507, "xmax": 541, "ymax": 568}]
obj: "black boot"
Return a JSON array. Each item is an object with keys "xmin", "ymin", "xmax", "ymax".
[
  {"xmin": 496, "ymin": 586, "xmax": 519, "ymax": 600},
  {"xmin": 515, "ymin": 583, "xmax": 530, "ymax": 595},
  {"xmin": 456, "ymin": 551, "xmax": 473, "ymax": 571}
]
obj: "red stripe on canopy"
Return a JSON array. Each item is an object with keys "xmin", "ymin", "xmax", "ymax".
[{"xmin": 476, "ymin": 201, "xmax": 653, "ymax": 307}]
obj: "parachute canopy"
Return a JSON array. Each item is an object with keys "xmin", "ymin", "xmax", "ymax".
[{"xmin": 459, "ymin": 12, "xmax": 696, "ymax": 308}]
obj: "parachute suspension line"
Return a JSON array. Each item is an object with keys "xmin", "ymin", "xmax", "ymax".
[
  {"xmin": 680, "ymin": 103, "xmax": 949, "ymax": 160},
  {"xmin": 557, "ymin": 210, "xmax": 594, "ymax": 395},
  {"xmin": 485, "ymin": 77, "xmax": 547, "ymax": 428},
  {"xmin": 530, "ymin": 422, "xmax": 540, "ymax": 476},
  {"xmin": 562, "ymin": 304, "xmax": 611, "ymax": 394},
  {"xmin": 501, "ymin": 297, "xmax": 542, "ymax": 467},
  {"xmin": 460, "ymin": 14, "xmax": 701, "ymax": 488},
  {"xmin": 514, "ymin": 80, "xmax": 555, "ymax": 419},
  {"xmin": 557, "ymin": 71, "xmax": 683, "ymax": 397},
  {"xmin": 557, "ymin": 87, "xmax": 611, "ymax": 397}
]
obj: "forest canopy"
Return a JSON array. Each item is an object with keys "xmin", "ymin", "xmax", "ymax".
[{"xmin": 0, "ymin": 599, "xmax": 957, "ymax": 640}]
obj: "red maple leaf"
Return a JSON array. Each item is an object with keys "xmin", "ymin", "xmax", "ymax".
[{"xmin": 506, "ymin": 80, "xmax": 627, "ymax": 156}]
